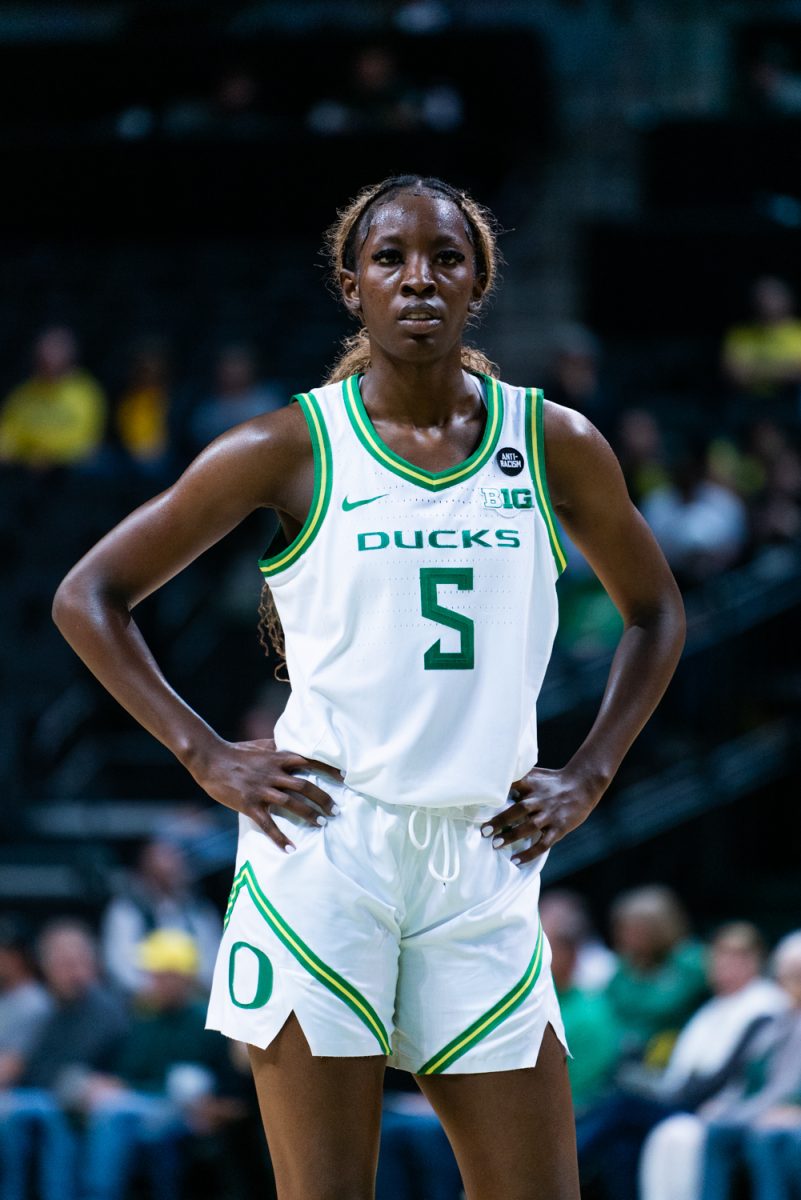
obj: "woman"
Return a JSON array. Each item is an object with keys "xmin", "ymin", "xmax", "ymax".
[{"xmin": 53, "ymin": 175, "xmax": 685, "ymax": 1200}]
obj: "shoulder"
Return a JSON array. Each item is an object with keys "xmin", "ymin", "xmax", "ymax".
[
  {"xmin": 541, "ymin": 398, "xmax": 623, "ymax": 513},
  {"xmin": 204, "ymin": 399, "xmax": 312, "ymax": 460},
  {"xmin": 181, "ymin": 399, "xmax": 315, "ymax": 511},
  {"xmin": 542, "ymin": 397, "xmax": 598, "ymax": 450}
]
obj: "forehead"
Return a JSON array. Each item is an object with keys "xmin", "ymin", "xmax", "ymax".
[{"xmin": 361, "ymin": 190, "xmax": 472, "ymax": 247}]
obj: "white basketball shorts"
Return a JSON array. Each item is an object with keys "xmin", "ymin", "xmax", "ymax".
[{"xmin": 206, "ymin": 772, "xmax": 566, "ymax": 1075}]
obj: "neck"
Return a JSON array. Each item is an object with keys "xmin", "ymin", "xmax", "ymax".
[{"xmin": 360, "ymin": 347, "xmax": 479, "ymax": 427}]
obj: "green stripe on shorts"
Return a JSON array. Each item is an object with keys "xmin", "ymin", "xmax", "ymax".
[
  {"xmin": 417, "ymin": 922, "xmax": 545, "ymax": 1074},
  {"xmin": 224, "ymin": 861, "xmax": 391, "ymax": 1055}
]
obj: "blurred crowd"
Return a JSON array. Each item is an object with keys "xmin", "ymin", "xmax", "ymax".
[
  {"xmin": 0, "ymin": 839, "xmax": 267, "ymax": 1200},
  {"xmin": 2, "ymin": 853, "xmax": 800, "ymax": 1200}
]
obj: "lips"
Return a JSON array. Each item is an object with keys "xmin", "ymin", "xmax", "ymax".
[{"xmin": 398, "ymin": 303, "xmax": 442, "ymax": 325}]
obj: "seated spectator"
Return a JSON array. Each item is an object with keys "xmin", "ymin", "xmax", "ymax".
[
  {"xmin": 307, "ymin": 44, "xmax": 462, "ymax": 136},
  {"xmin": 605, "ymin": 886, "xmax": 708, "ymax": 1068},
  {"xmin": 0, "ymin": 326, "xmax": 106, "ymax": 469},
  {"xmin": 722, "ymin": 276, "xmax": 801, "ymax": 420},
  {"xmin": 641, "ymin": 446, "xmax": 748, "ymax": 584},
  {"xmin": 544, "ymin": 323, "xmax": 613, "ymax": 437},
  {"xmin": 615, "ymin": 409, "xmax": 671, "ymax": 507},
  {"xmin": 100, "ymin": 837, "xmax": 222, "ymax": 995},
  {"xmin": 540, "ymin": 890, "xmax": 616, "ymax": 993},
  {"xmin": 540, "ymin": 896, "xmax": 621, "ymax": 1117},
  {"xmin": 115, "ymin": 338, "xmax": 171, "ymax": 469},
  {"xmin": 80, "ymin": 930, "xmax": 245, "ymax": 1200},
  {"xmin": 578, "ymin": 922, "xmax": 784, "ymax": 1200},
  {"xmin": 639, "ymin": 930, "xmax": 801, "ymax": 1200},
  {"xmin": 189, "ymin": 344, "xmax": 283, "ymax": 449},
  {"xmin": 0, "ymin": 919, "xmax": 128, "ymax": 1200},
  {"xmin": 648, "ymin": 923, "xmax": 786, "ymax": 1108},
  {"xmin": 0, "ymin": 917, "xmax": 52, "ymax": 1089},
  {"xmin": 751, "ymin": 439, "xmax": 801, "ymax": 547}
]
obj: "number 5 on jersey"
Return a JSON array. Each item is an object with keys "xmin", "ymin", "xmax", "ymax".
[{"xmin": 419, "ymin": 567, "xmax": 475, "ymax": 670}]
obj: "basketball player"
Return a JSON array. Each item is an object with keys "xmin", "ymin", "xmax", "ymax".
[{"xmin": 53, "ymin": 176, "xmax": 685, "ymax": 1200}]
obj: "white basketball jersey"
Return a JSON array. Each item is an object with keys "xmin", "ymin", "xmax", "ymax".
[{"xmin": 262, "ymin": 373, "xmax": 567, "ymax": 810}]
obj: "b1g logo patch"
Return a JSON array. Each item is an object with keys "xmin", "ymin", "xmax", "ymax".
[
  {"xmin": 496, "ymin": 447, "xmax": 525, "ymax": 476},
  {"xmin": 481, "ymin": 486, "xmax": 534, "ymax": 511}
]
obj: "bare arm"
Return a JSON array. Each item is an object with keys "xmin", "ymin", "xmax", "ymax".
[
  {"xmin": 52, "ymin": 406, "xmax": 336, "ymax": 851},
  {"xmin": 483, "ymin": 403, "xmax": 686, "ymax": 862}
]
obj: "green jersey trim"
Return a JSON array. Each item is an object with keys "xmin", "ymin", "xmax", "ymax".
[
  {"xmin": 524, "ymin": 388, "xmax": 567, "ymax": 575},
  {"xmin": 417, "ymin": 922, "xmax": 545, "ymax": 1075},
  {"xmin": 225, "ymin": 861, "xmax": 391, "ymax": 1055},
  {"xmin": 343, "ymin": 373, "xmax": 503, "ymax": 492},
  {"xmin": 258, "ymin": 392, "xmax": 333, "ymax": 578}
]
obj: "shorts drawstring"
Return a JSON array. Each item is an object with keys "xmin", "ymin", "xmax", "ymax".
[{"xmin": 407, "ymin": 808, "xmax": 460, "ymax": 884}]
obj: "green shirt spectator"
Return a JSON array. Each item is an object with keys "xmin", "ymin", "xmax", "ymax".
[{"xmin": 606, "ymin": 887, "xmax": 708, "ymax": 1066}]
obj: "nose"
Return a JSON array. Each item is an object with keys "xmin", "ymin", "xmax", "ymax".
[{"xmin": 400, "ymin": 255, "xmax": 436, "ymax": 296}]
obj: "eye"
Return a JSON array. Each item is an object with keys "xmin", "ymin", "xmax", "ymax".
[
  {"xmin": 372, "ymin": 248, "xmax": 402, "ymax": 264},
  {"xmin": 437, "ymin": 249, "xmax": 466, "ymax": 265}
]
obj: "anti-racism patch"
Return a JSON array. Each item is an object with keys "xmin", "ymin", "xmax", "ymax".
[{"xmin": 495, "ymin": 447, "xmax": 525, "ymax": 476}]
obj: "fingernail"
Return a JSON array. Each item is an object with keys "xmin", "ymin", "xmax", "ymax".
[
  {"xmin": 512, "ymin": 855, "xmax": 522, "ymax": 865},
  {"xmin": 331, "ymin": 804, "xmax": 341, "ymax": 816},
  {"xmin": 285, "ymin": 845, "xmax": 296, "ymax": 854},
  {"xmin": 316, "ymin": 815, "xmax": 327, "ymax": 827},
  {"xmin": 481, "ymin": 825, "xmax": 493, "ymax": 838},
  {"xmin": 492, "ymin": 836, "xmax": 504, "ymax": 849}
]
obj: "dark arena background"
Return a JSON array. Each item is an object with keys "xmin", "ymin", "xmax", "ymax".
[{"xmin": 1, "ymin": 2, "xmax": 801, "ymax": 1198}]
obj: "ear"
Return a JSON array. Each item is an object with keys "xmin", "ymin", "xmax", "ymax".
[
  {"xmin": 468, "ymin": 271, "xmax": 488, "ymax": 314},
  {"xmin": 340, "ymin": 269, "xmax": 361, "ymax": 316}
]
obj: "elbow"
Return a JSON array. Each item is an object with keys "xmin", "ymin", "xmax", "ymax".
[
  {"xmin": 52, "ymin": 564, "xmax": 114, "ymax": 643},
  {"xmin": 52, "ymin": 569, "xmax": 86, "ymax": 640},
  {"xmin": 667, "ymin": 577, "xmax": 687, "ymax": 655}
]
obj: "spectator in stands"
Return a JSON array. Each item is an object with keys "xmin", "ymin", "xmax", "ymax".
[
  {"xmin": 722, "ymin": 276, "xmax": 801, "ymax": 420},
  {"xmin": 641, "ymin": 444, "xmax": 749, "ymax": 583},
  {"xmin": 100, "ymin": 837, "xmax": 221, "ymax": 994},
  {"xmin": 544, "ymin": 323, "xmax": 613, "ymax": 437},
  {"xmin": 0, "ymin": 326, "xmax": 106, "ymax": 469},
  {"xmin": 307, "ymin": 45, "xmax": 417, "ymax": 135},
  {"xmin": 189, "ymin": 344, "xmax": 283, "ymax": 449},
  {"xmin": 615, "ymin": 409, "xmax": 671, "ymax": 508},
  {"xmin": 540, "ymin": 897, "xmax": 621, "ymax": 1118},
  {"xmin": 579, "ymin": 922, "xmax": 785, "ymax": 1200},
  {"xmin": 639, "ymin": 930, "xmax": 801, "ymax": 1200},
  {"xmin": 162, "ymin": 66, "xmax": 273, "ymax": 140},
  {"xmin": 751, "ymin": 437, "xmax": 801, "ymax": 547},
  {"xmin": 0, "ymin": 919, "xmax": 128, "ymax": 1200},
  {"xmin": 115, "ymin": 338, "xmax": 171, "ymax": 470},
  {"xmin": 307, "ymin": 44, "xmax": 462, "ymax": 136},
  {"xmin": 0, "ymin": 917, "xmax": 52, "ymax": 1090},
  {"xmin": 605, "ymin": 886, "xmax": 707, "ymax": 1068},
  {"xmin": 540, "ymin": 889, "xmax": 616, "ymax": 993},
  {"xmin": 80, "ymin": 929, "xmax": 245, "ymax": 1200}
]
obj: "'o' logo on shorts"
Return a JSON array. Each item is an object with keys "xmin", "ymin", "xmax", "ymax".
[
  {"xmin": 228, "ymin": 941, "xmax": 273, "ymax": 1009},
  {"xmin": 496, "ymin": 447, "xmax": 524, "ymax": 476}
]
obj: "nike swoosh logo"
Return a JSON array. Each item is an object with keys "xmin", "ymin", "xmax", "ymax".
[{"xmin": 342, "ymin": 494, "xmax": 388, "ymax": 511}]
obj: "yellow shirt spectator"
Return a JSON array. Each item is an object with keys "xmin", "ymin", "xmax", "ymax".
[
  {"xmin": 0, "ymin": 369, "xmax": 106, "ymax": 468},
  {"xmin": 723, "ymin": 319, "xmax": 801, "ymax": 397},
  {"xmin": 116, "ymin": 384, "xmax": 169, "ymax": 462}
]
